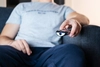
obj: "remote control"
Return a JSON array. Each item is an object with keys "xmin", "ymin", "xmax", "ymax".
[{"xmin": 56, "ymin": 27, "xmax": 71, "ymax": 37}]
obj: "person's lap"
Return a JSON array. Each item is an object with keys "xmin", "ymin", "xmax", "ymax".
[{"xmin": 0, "ymin": 44, "xmax": 86, "ymax": 67}]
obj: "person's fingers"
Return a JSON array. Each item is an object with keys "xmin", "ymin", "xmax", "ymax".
[
  {"xmin": 69, "ymin": 25, "xmax": 76, "ymax": 37},
  {"xmin": 10, "ymin": 40, "xmax": 31, "ymax": 55},
  {"xmin": 17, "ymin": 40, "xmax": 27, "ymax": 53},
  {"xmin": 74, "ymin": 22, "xmax": 82, "ymax": 36},
  {"xmin": 73, "ymin": 29, "xmax": 79, "ymax": 37},
  {"xmin": 65, "ymin": 25, "xmax": 69, "ymax": 29},
  {"xmin": 21, "ymin": 40, "xmax": 32, "ymax": 55},
  {"xmin": 60, "ymin": 20, "xmax": 69, "ymax": 30},
  {"xmin": 60, "ymin": 18, "xmax": 82, "ymax": 37},
  {"xmin": 68, "ymin": 20, "xmax": 77, "ymax": 37}
]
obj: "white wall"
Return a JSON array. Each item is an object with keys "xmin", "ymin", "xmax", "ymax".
[
  {"xmin": 65, "ymin": 0, "xmax": 71, "ymax": 6},
  {"xmin": 65, "ymin": 0, "xmax": 100, "ymax": 26},
  {"xmin": 0, "ymin": 0, "xmax": 6, "ymax": 7},
  {"xmin": 31, "ymin": 0, "xmax": 38, "ymax": 2}
]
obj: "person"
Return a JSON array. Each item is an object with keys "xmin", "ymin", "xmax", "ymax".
[{"xmin": 0, "ymin": 0, "xmax": 89, "ymax": 67}]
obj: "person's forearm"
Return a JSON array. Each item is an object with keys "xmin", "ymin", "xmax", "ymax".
[
  {"xmin": 67, "ymin": 12, "xmax": 89, "ymax": 26},
  {"xmin": 72, "ymin": 14, "xmax": 89, "ymax": 26},
  {"xmin": 0, "ymin": 36, "xmax": 14, "ymax": 45}
]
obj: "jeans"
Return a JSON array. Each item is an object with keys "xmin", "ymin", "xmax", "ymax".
[{"xmin": 0, "ymin": 44, "xmax": 86, "ymax": 67}]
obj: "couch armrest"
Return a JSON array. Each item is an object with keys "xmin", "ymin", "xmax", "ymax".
[{"xmin": 63, "ymin": 25, "xmax": 100, "ymax": 67}]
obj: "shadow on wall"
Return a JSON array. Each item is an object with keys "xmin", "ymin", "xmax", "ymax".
[
  {"xmin": 7, "ymin": 0, "xmax": 64, "ymax": 7},
  {"xmin": 7, "ymin": 0, "xmax": 31, "ymax": 7},
  {"xmin": 54, "ymin": 0, "xmax": 64, "ymax": 5}
]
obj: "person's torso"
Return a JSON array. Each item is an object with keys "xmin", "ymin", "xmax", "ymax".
[{"xmin": 15, "ymin": 2, "xmax": 67, "ymax": 47}]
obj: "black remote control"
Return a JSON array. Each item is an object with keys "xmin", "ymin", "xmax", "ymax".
[{"xmin": 56, "ymin": 27, "xmax": 71, "ymax": 37}]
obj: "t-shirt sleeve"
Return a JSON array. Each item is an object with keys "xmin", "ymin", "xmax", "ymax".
[
  {"xmin": 64, "ymin": 6, "xmax": 75, "ymax": 19},
  {"xmin": 6, "ymin": 3, "xmax": 23, "ymax": 24}
]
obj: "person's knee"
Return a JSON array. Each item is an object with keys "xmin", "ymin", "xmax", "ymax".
[
  {"xmin": 55, "ymin": 44, "xmax": 82, "ymax": 51},
  {"xmin": 60, "ymin": 44, "xmax": 84, "ymax": 53},
  {"xmin": 58, "ymin": 44, "xmax": 86, "ymax": 65},
  {"xmin": 50, "ymin": 44, "xmax": 86, "ymax": 67},
  {"xmin": 55, "ymin": 44, "xmax": 85, "ymax": 59},
  {"xmin": 0, "ymin": 45, "xmax": 16, "ymax": 58},
  {"xmin": 62, "ymin": 44, "xmax": 86, "ymax": 61}
]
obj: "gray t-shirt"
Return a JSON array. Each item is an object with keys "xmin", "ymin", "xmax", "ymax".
[{"xmin": 6, "ymin": 2, "xmax": 74, "ymax": 47}]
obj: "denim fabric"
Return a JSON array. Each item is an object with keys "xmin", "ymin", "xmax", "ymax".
[{"xmin": 0, "ymin": 44, "xmax": 85, "ymax": 67}]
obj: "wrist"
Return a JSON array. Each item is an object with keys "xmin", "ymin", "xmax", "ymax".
[{"xmin": 7, "ymin": 40, "xmax": 14, "ymax": 46}]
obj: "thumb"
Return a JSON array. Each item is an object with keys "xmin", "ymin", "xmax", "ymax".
[{"xmin": 60, "ymin": 20, "xmax": 69, "ymax": 30}]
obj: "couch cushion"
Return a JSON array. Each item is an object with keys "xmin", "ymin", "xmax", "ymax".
[
  {"xmin": 0, "ymin": 7, "xmax": 13, "ymax": 33},
  {"xmin": 63, "ymin": 25, "xmax": 100, "ymax": 67}
]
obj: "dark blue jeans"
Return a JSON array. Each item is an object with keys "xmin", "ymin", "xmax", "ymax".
[{"xmin": 0, "ymin": 44, "xmax": 86, "ymax": 67}]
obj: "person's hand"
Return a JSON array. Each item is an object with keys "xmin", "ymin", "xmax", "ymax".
[
  {"xmin": 60, "ymin": 18, "xmax": 82, "ymax": 37},
  {"xmin": 10, "ymin": 39, "xmax": 32, "ymax": 55}
]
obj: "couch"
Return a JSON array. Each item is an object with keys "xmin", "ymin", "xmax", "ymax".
[{"xmin": 0, "ymin": 7, "xmax": 100, "ymax": 67}]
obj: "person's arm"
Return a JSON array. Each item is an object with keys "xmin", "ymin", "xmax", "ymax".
[
  {"xmin": 0, "ymin": 24, "xmax": 32, "ymax": 55},
  {"xmin": 0, "ymin": 3, "xmax": 22, "ymax": 45},
  {"xmin": 60, "ymin": 11, "xmax": 89, "ymax": 37},
  {"xmin": 0, "ymin": 3, "xmax": 32, "ymax": 55},
  {"xmin": 67, "ymin": 12, "xmax": 89, "ymax": 25},
  {"xmin": 0, "ymin": 24, "xmax": 19, "ymax": 45}
]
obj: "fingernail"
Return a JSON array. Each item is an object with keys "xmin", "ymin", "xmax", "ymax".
[
  {"xmin": 28, "ymin": 51, "xmax": 32, "ymax": 55},
  {"xmin": 69, "ymin": 34, "xmax": 74, "ymax": 37},
  {"xmin": 71, "ymin": 35, "xmax": 74, "ymax": 37},
  {"xmin": 69, "ymin": 34, "xmax": 72, "ymax": 37},
  {"xmin": 28, "ymin": 52, "xmax": 31, "ymax": 55}
]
